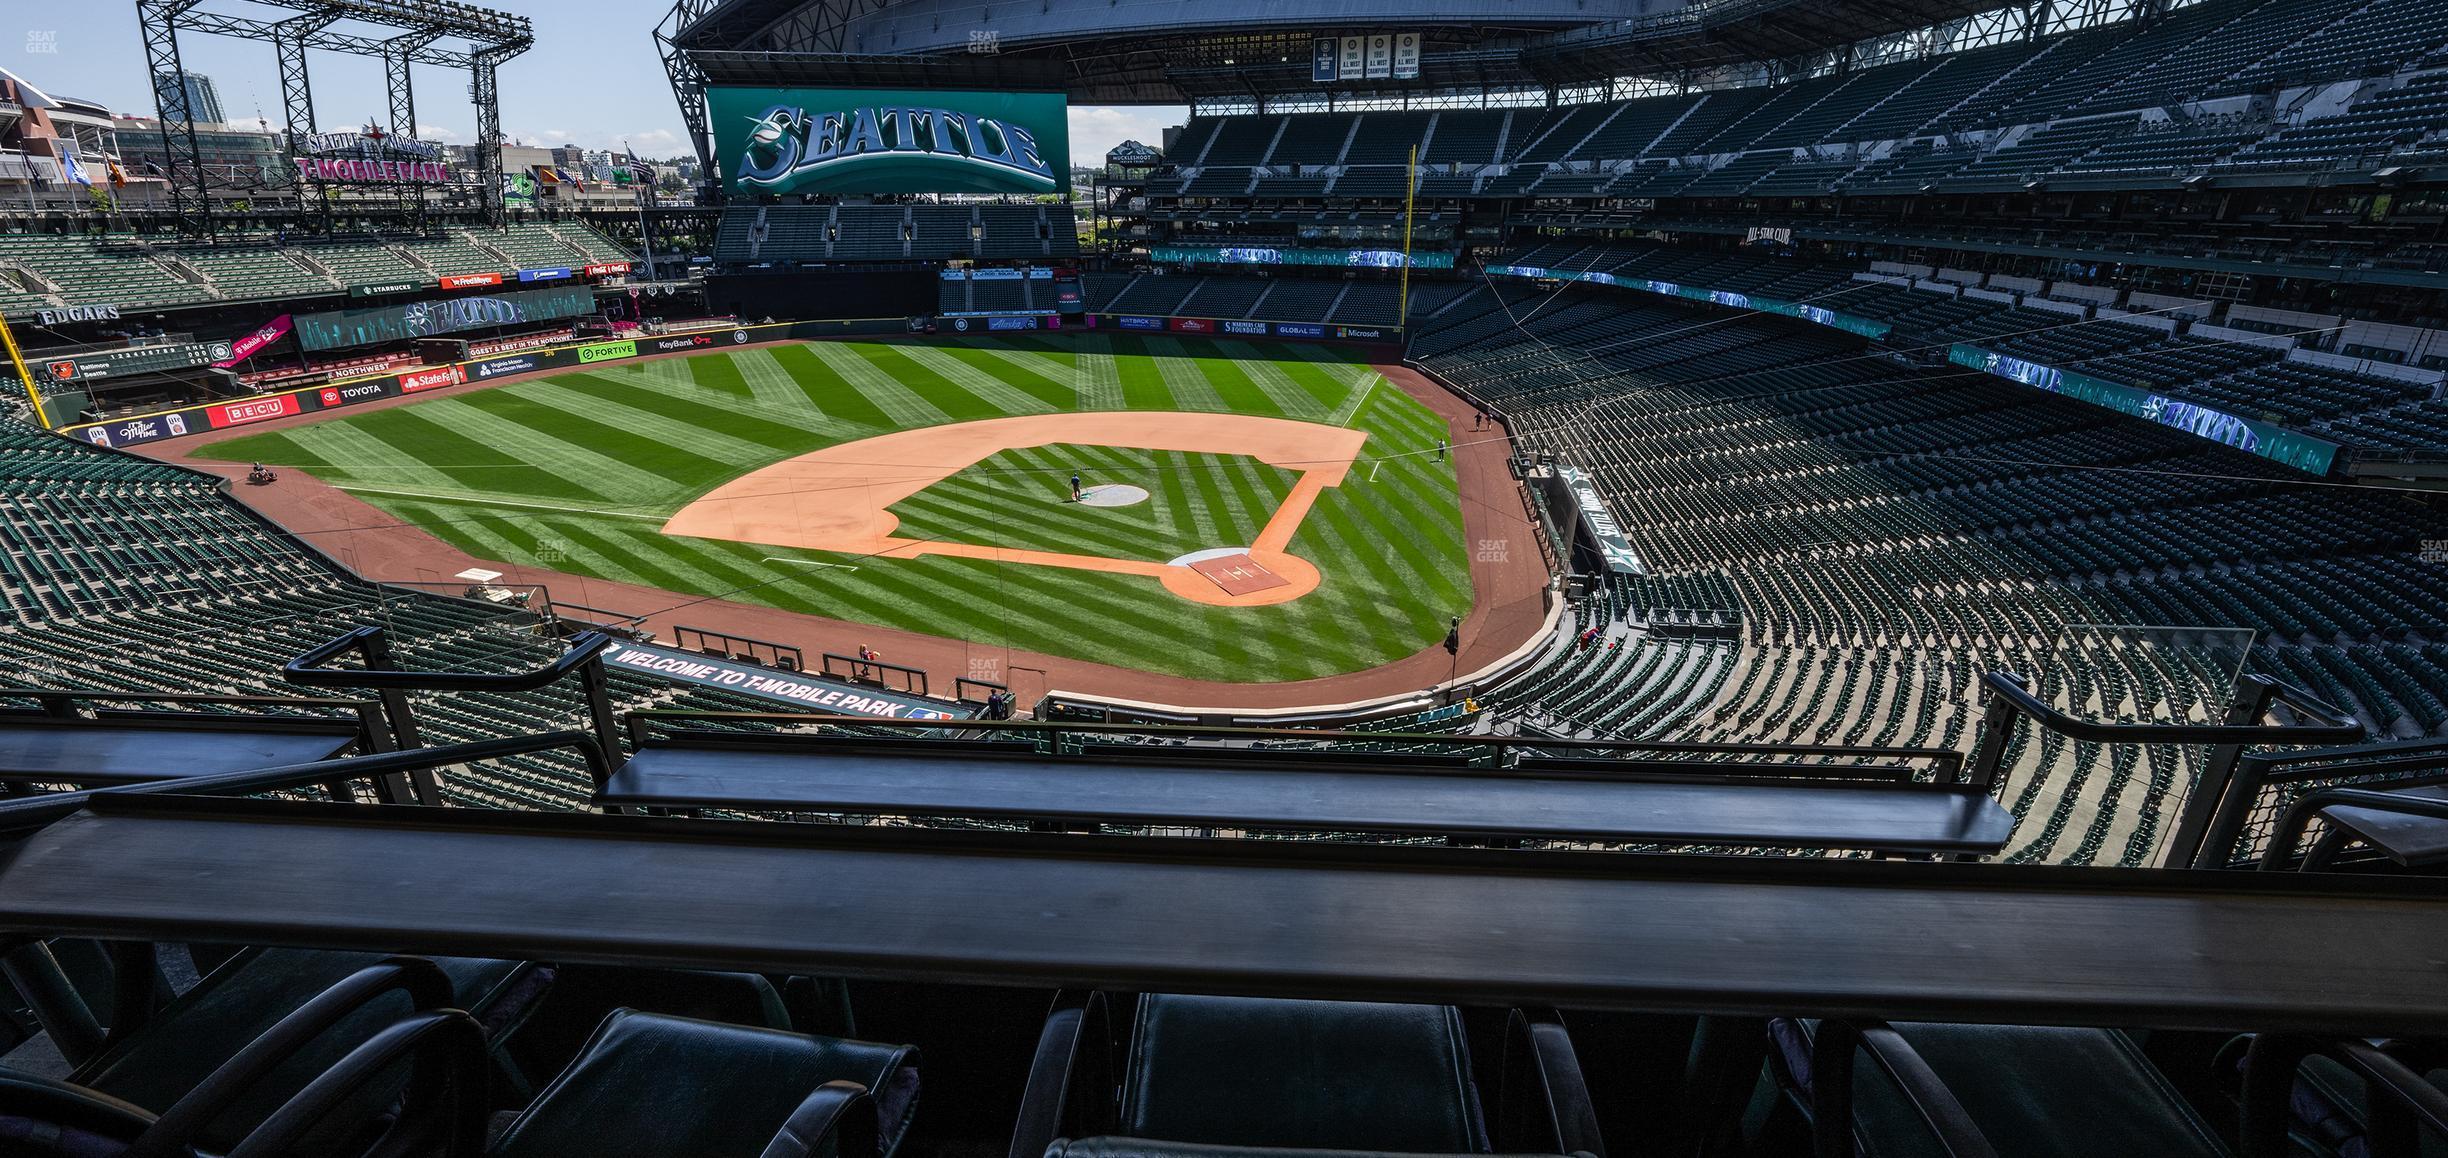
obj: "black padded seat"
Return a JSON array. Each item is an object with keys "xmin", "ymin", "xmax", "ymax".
[
  {"xmin": 489, "ymin": 1009, "xmax": 920, "ymax": 1158},
  {"xmin": 1769, "ymin": 1018, "xmax": 2228, "ymax": 1158},
  {"xmin": 1119, "ymin": 995, "xmax": 1486, "ymax": 1152},
  {"xmin": 69, "ymin": 947, "xmax": 542, "ymax": 1151}
]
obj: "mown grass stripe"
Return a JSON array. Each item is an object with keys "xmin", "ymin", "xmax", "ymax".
[
  {"xmin": 429, "ymin": 395, "xmax": 706, "ymax": 507},
  {"xmin": 1106, "ymin": 336, "xmax": 1178, "ymax": 410},
  {"xmin": 546, "ymin": 372, "xmax": 828, "ymax": 455},
  {"xmin": 685, "ymin": 353, "xmax": 755, "ymax": 399},
  {"xmin": 955, "ymin": 344, "xmax": 1081, "ymax": 410},
  {"xmin": 766, "ymin": 344, "xmax": 894, "ymax": 428},
  {"xmin": 1143, "ymin": 338, "xmax": 1231, "ymax": 413},
  {"xmin": 892, "ymin": 345, "xmax": 1063, "ymax": 416},
  {"xmin": 512, "ymin": 379, "xmax": 787, "ymax": 468},
  {"xmin": 804, "ymin": 342, "xmax": 955, "ymax": 428},
  {"xmin": 1214, "ymin": 341, "xmax": 1329, "ymax": 419},
  {"xmin": 357, "ymin": 408, "xmax": 599, "ymax": 501},
  {"xmin": 257, "ymin": 420, "xmax": 467, "ymax": 491}
]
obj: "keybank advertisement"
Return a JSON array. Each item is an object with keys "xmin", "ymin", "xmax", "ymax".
[
  {"xmin": 712, "ymin": 87, "xmax": 1070, "ymax": 196},
  {"xmin": 1947, "ymin": 344, "xmax": 2341, "ymax": 475}
]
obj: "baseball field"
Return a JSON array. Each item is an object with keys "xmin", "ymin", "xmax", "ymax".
[{"xmin": 203, "ymin": 334, "xmax": 1474, "ymax": 682}]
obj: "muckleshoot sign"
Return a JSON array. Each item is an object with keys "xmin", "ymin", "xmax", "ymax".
[{"xmin": 711, "ymin": 87, "xmax": 1070, "ymax": 196}]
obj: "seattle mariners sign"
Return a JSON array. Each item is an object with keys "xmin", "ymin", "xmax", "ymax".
[{"xmin": 710, "ymin": 87, "xmax": 1070, "ymax": 196}]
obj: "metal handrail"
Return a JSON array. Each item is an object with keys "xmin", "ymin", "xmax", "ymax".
[
  {"xmin": 625, "ymin": 709, "xmax": 1969, "ymax": 780},
  {"xmin": 0, "ymin": 730, "xmax": 610, "ymax": 834},
  {"xmin": 1974, "ymin": 671, "xmax": 2362, "ymax": 747},
  {"xmin": 285, "ymin": 626, "xmax": 616, "ymax": 692},
  {"xmin": 282, "ymin": 627, "xmax": 624, "ymax": 782}
]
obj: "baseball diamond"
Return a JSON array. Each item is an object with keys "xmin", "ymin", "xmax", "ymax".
[{"xmin": 200, "ymin": 334, "xmax": 1480, "ymax": 682}]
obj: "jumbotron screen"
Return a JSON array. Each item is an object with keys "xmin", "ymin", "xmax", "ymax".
[{"xmin": 710, "ymin": 87, "xmax": 1071, "ymax": 196}]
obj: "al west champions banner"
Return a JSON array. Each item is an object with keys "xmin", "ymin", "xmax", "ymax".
[{"xmin": 710, "ymin": 87, "xmax": 1070, "ymax": 196}]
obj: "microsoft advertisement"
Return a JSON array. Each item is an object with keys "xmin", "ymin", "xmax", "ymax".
[{"xmin": 711, "ymin": 87, "xmax": 1070, "ymax": 196}]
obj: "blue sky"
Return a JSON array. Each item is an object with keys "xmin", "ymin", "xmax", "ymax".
[{"xmin": 13, "ymin": 0, "xmax": 1179, "ymax": 163}]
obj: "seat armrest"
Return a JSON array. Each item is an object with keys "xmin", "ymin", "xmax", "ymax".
[
  {"xmin": 1010, "ymin": 990, "xmax": 1114, "ymax": 1158},
  {"xmin": 1807, "ymin": 1019, "xmax": 1999, "ymax": 1158},
  {"xmin": 222, "ymin": 1008, "xmax": 489, "ymax": 1158},
  {"xmin": 2240, "ymin": 1036, "xmax": 2448, "ymax": 1158},
  {"xmin": 1498, "ymin": 1008, "xmax": 1605, "ymax": 1158},
  {"xmin": 126, "ymin": 956, "xmax": 457, "ymax": 1158},
  {"xmin": 762, "ymin": 1080, "xmax": 879, "ymax": 1158}
]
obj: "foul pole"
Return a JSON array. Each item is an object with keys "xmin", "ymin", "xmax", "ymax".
[
  {"xmin": 0, "ymin": 314, "xmax": 52, "ymax": 430},
  {"xmin": 1399, "ymin": 144, "xmax": 1417, "ymax": 328}
]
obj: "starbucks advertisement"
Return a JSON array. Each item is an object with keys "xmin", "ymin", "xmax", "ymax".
[{"xmin": 710, "ymin": 87, "xmax": 1070, "ymax": 196}]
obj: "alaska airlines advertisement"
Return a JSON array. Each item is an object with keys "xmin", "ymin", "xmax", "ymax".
[{"xmin": 711, "ymin": 87, "xmax": 1070, "ymax": 196}]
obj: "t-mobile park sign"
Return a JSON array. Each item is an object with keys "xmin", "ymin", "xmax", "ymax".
[
  {"xmin": 294, "ymin": 157, "xmax": 454, "ymax": 184},
  {"xmin": 601, "ymin": 641, "xmax": 974, "ymax": 720}
]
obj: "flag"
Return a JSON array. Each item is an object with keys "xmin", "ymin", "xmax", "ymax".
[
  {"xmin": 108, "ymin": 162, "xmax": 129, "ymax": 188},
  {"xmin": 533, "ymin": 165, "xmax": 558, "ymax": 185},
  {"xmin": 56, "ymin": 143, "xmax": 90, "ymax": 187}
]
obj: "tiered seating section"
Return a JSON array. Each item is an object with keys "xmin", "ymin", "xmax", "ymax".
[
  {"xmin": 1086, "ymin": 272, "xmax": 1404, "ymax": 325},
  {"xmin": 0, "ymin": 404, "xmax": 774, "ymax": 811},
  {"xmin": 1495, "ymin": 239, "xmax": 2448, "ymax": 458},
  {"xmin": 1408, "ymin": 264, "xmax": 2448, "ymax": 865},
  {"xmin": 0, "ymin": 223, "xmax": 636, "ymax": 316},
  {"xmin": 1148, "ymin": 0, "xmax": 2448, "ymax": 203}
]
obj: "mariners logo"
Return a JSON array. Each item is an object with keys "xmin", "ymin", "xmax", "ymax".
[{"xmin": 718, "ymin": 88, "xmax": 1067, "ymax": 197}]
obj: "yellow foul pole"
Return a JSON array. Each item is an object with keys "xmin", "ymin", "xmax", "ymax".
[
  {"xmin": 1399, "ymin": 144, "xmax": 1417, "ymax": 328},
  {"xmin": 0, "ymin": 313, "xmax": 52, "ymax": 430}
]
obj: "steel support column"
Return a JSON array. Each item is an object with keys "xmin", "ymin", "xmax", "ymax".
[{"xmin": 137, "ymin": 0, "xmax": 213, "ymax": 233}]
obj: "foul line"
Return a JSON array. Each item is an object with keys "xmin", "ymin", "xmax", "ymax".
[{"xmin": 333, "ymin": 484, "xmax": 667, "ymax": 523}]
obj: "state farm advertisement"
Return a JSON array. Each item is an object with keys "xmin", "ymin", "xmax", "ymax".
[
  {"xmin": 439, "ymin": 273, "xmax": 504, "ymax": 289},
  {"xmin": 205, "ymin": 393, "xmax": 303, "ymax": 429},
  {"xmin": 397, "ymin": 365, "xmax": 468, "ymax": 393}
]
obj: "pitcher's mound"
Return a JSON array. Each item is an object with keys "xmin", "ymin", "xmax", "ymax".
[{"xmin": 1078, "ymin": 484, "xmax": 1150, "ymax": 507}]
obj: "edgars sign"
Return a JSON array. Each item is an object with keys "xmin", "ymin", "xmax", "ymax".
[
  {"xmin": 36, "ymin": 304, "xmax": 121, "ymax": 326},
  {"xmin": 711, "ymin": 86, "xmax": 1070, "ymax": 196}
]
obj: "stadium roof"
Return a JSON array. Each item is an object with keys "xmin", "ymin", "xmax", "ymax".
[{"xmin": 666, "ymin": 0, "xmax": 2011, "ymax": 102}]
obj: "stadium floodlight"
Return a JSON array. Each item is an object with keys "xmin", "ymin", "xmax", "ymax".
[{"xmin": 137, "ymin": 0, "xmax": 532, "ymax": 232}]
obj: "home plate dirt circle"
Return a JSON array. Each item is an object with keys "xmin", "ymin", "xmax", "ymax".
[{"xmin": 1079, "ymin": 484, "xmax": 1150, "ymax": 507}]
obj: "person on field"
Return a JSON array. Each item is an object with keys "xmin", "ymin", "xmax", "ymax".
[{"xmin": 1071, "ymin": 472, "xmax": 1083, "ymax": 502}]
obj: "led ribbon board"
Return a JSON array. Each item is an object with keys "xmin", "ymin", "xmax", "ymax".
[{"xmin": 711, "ymin": 87, "xmax": 1070, "ymax": 196}]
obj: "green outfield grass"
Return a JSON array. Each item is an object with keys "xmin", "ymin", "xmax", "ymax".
[{"xmin": 204, "ymin": 335, "xmax": 1471, "ymax": 682}]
